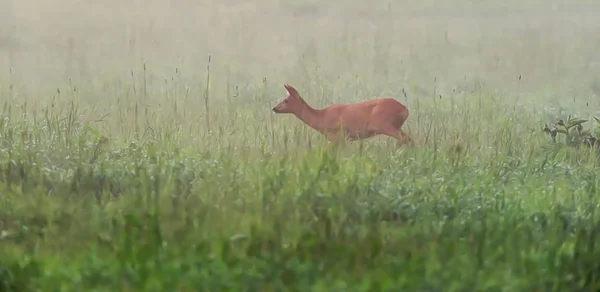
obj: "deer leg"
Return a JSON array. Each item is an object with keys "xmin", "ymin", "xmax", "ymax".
[
  {"xmin": 377, "ymin": 127, "xmax": 412, "ymax": 147},
  {"xmin": 398, "ymin": 129, "xmax": 413, "ymax": 146},
  {"xmin": 324, "ymin": 131, "xmax": 345, "ymax": 150},
  {"xmin": 327, "ymin": 139, "xmax": 345, "ymax": 150}
]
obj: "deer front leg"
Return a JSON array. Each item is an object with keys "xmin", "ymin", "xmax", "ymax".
[
  {"xmin": 327, "ymin": 139, "xmax": 342, "ymax": 150},
  {"xmin": 323, "ymin": 130, "xmax": 342, "ymax": 149}
]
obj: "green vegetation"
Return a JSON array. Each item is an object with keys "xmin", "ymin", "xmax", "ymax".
[
  {"xmin": 2, "ymin": 78, "xmax": 600, "ymax": 291},
  {"xmin": 2, "ymin": 1, "xmax": 600, "ymax": 291}
]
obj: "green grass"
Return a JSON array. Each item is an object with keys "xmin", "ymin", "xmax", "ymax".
[{"xmin": 1, "ymin": 76, "xmax": 600, "ymax": 291}]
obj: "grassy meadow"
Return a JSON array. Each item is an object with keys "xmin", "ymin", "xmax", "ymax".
[{"xmin": 2, "ymin": 0, "xmax": 600, "ymax": 290}]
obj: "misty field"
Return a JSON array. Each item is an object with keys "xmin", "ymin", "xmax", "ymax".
[{"xmin": 2, "ymin": 0, "xmax": 600, "ymax": 291}]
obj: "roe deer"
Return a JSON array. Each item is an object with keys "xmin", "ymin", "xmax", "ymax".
[{"xmin": 272, "ymin": 84, "xmax": 411, "ymax": 147}]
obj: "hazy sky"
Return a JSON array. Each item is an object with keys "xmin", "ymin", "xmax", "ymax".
[{"xmin": 1, "ymin": 0, "xmax": 599, "ymax": 106}]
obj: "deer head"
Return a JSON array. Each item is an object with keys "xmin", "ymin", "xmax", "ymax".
[{"xmin": 272, "ymin": 84, "xmax": 305, "ymax": 114}]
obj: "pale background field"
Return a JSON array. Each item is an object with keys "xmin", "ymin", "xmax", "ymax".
[{"xmin": 2, "ymin": 0, "xmax": 600, "ymax": 126}]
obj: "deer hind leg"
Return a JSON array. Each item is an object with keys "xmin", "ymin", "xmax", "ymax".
[
  {"xmin": 376, "ymin": 126, "xmax": 412, "ymax": 147},
  {"xmin": 398, "ymin": 129, "xmax": 413, "ymax": 146}
]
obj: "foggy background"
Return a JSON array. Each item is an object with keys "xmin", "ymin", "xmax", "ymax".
[{"xmin": 1, "ymin": 0, "xmax": 600, "ymax": 115}]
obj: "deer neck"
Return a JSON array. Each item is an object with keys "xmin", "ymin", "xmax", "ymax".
[{"xmin": 294, "ymin": 104, "xmax": 325, "ymax": 133}]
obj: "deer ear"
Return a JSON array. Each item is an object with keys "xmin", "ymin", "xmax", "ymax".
[{"xmin": 284, "ymin": 84, "xmax": 299, "ymax": 97}]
